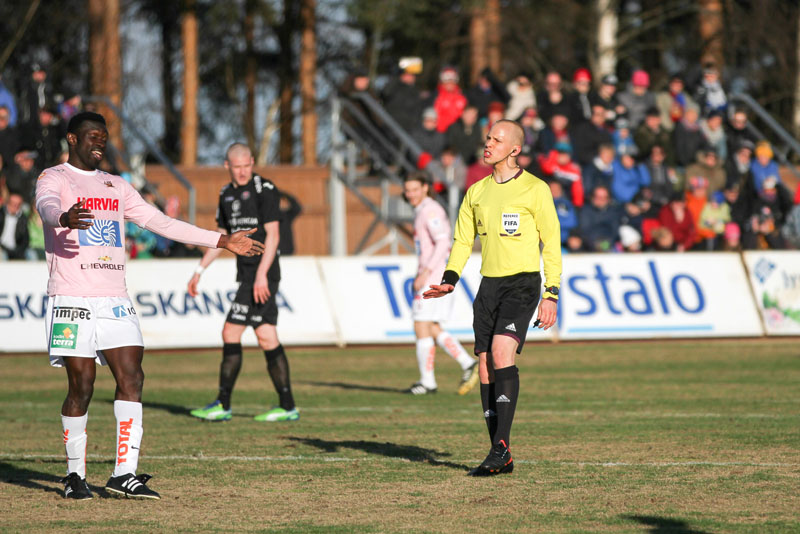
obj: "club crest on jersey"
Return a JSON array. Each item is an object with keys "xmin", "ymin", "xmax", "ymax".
[
  {"xmin": 502, "ymin": 212, "xmax": 520, "ymax": 235},
  {"xmin": 79, "ymin": 219, "xmax": 122, "ymax": 247},
  {"xmin": 242, "ymin": 190, "xmax": 250, "ymax": 200},
  {"xmin": 104, "ymin": 180, "xmax": 114, "ymax": 187}
]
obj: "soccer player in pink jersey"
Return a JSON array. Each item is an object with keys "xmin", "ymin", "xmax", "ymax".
[
  {"xmin": 403, "ymin": 173, "xmax": 478, "ymax": 395},
  {"xmin": 35, "ymin": 112, "xmax": 264, "ymax": 500}
]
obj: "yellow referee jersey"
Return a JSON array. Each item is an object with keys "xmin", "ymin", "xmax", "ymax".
[{"xmin": 445, "ymin": 169, "xmax": 562, "ymax": 289}]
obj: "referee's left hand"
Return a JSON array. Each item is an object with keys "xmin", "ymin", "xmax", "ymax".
[{"xmin": 536, "ymin": 299, "xmax": 557, "ymax": 330}]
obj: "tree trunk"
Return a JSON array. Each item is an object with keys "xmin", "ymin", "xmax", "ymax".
[
  {"xmin": 278, "ymin": 1, "xmax": 298, "ymax": 164},
  {"xmin": 593, "ymin": 0, "xmax": 618, "ymax": 77},
  {"xmin": 698, "ymin": 0, "xmax": 724, "ymax": 67},
  {"xmin": 160, "ymin": 10, "xmax": 180, "ymax": 159},
  {"xmin": 88, "ymin": 0, "xmax": 123, "ymax": 151},
  {"xmin": 180, "ymin": 0, "xmax": 198, "ymax": 166},
  {"xmin": 485, "ymin": 0, "xmax": 501, "ymax": 77},
  {"xmin": 244, "ymin": 0, "xmax": 258, "ymax": 155},
  {"xmin": 299, "ymin": 0, "xmax": 317, "ymax": 165},
  {"xmin": 469, "ymin": 4, "xmax": 487, "ymax": 84}
]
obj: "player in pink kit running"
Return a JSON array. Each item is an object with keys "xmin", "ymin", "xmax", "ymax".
[
  {"xmin": 35, "ymin": 112, "xmax": 264, "ymax": 500},
  {"xmin": 403, "ymin": 173, "xmax": 478, "ymax": 395}
]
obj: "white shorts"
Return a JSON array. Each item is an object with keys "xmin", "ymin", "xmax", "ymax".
[
  {"xmin": 412, "ymin": 289, "xmax": 456, "ymax": 323},
  {"xmin": 45, "ymin": 295, "xmax": 144, "ymax": 367}
]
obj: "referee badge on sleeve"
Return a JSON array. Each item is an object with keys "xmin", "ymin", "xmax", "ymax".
[{"xmin": 502, "ymin": 212, "xmax": 520, "ymax": 236}]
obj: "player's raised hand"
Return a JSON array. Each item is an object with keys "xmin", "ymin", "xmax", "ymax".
[
  {"xmin": 423, "ymin": 284, "xmax": 454, "ymax": 299},
  {"xmin": 219, "ymin": 228, "xmax": 265, "ymax": 257},
  {"xmin": 59, "ymin": 199, "xmax": 94, "ymax": 229}
]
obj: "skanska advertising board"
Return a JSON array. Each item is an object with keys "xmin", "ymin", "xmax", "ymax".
[{"xmin": 0, "ymin": 253, "xmax": 774, "ymax": 352}]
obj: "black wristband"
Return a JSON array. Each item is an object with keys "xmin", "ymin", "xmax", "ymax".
[
  {"xmin": 441, "ymin": 270, "xmax": 460, "ymax": 287},
  {"xmin": 58, "ymin": 212, "xmax": 67, "ymax": 227}
]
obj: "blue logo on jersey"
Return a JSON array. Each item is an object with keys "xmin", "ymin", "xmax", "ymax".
[
  {"xmin": 112, "ymin": 305, "xmax": 128, "ymax": 317},
  {"xmin": 79, "ymin": 220, "xmax": 122, "ymax": 247}
]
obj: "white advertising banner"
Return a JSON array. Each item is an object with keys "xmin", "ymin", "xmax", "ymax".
[
  {"xmin": 558, "ymin": 252, "xmax": 762, "ymax": 339},
  {"xmin": 0, "ymin": 253, "xmax": 766, "ymax": 352},
  {"xmin": 742, "ymin": 251, "xmax": 800, "ymax": 336}
]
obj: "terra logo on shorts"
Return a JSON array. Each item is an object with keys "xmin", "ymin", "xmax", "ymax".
[
  {"xmin": 78, "ymin": 219, "xmax": 122, "ymax": 247},
  {"xmin": 51, "ymin": 323, "xmax": 79, "ymax": 349}
]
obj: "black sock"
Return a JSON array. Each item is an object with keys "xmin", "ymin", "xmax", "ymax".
[
  {"xmin": 480, "ymin": 382, "xmax": 498, "ymax": 445},
  {"xmin": 493, "ymin": 365, "xmax": 519, "ymax": 448},
  {"xmin": 218, "ymin": 343, "xmax": 242, "ymax": 410},
  {"xmin": 264, "ymin": 345, "xmax": 294, "ymax": 410}
]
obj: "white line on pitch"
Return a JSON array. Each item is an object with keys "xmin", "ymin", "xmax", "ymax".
[{"xmin": 1, "ymin": 453, "xmax": 796, "ymax": 468}]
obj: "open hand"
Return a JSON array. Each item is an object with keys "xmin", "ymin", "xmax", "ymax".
[
  {"xmin": 423, "ymin": 284, "xmax": 454, "ymax": 299},
  {"xmin": 219, "ymin": 228, "xmax": 265, "ymax": 257},
  {"xmin": 60, "ymin": 199, "xmax": 94, "ymax": 229}
]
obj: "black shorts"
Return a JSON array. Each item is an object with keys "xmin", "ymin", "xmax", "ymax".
[
  {"xmin": 472, "ymin": 271, "xmax": 542, "ymax": 355},
  {"xmin": 226, "ymin": 280, "xmax": 279, "ymax": 327}
]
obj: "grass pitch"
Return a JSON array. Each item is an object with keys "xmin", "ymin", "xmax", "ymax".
[{"xmin": 1, "ymin": 339, "xmax": 798, "ymax": 533}]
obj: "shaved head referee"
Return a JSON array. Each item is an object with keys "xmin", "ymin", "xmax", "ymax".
[{"xmin": 425, "ymin": 119, "xmax": 562, "ymax": 476}]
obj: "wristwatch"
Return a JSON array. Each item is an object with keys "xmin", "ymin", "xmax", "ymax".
[{"xmin": 543, "ymin": 286, "xmax": 559, "ymax": 301}]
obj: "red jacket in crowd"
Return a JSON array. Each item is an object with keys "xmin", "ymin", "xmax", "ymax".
[
  {"xmin": 538, "ymin": 150, "xmax": 585, "ymax": 207},
  {"xmin": 433, "ymin": 83, "xmax": 467, "ymax": 133}
]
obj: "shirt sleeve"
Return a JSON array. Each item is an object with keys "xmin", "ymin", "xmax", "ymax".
[
  {"xmin": 35, "ymin": 169, "xmax": 65, "ymax": 227},
  {"xmin": 215, "ymin": 193, "xmax": 229, "ymax": 233},
  {"xmin": 422, "ymin": 209, "xmax": 451, "ymax": 271},
  {"xmin": 122, "ymin": 180, "xmax": 221, "ymax": 248},
  {"xmin": 444, "ymin": 186, "xmax": 476, "ymax": 277},
  {"xmin": 259, "ymin": 182, "xmax": 280, "ymax": 225},
  {"xmin": 532, "ymin": 181, "xmax": 562, "ymax": 289}
]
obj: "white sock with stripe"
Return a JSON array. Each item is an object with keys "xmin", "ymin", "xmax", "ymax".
[
  {"xmin": 436, "ymin": 331, "xmax": 475, "ymax": 370},
  {"xmin": 62, "ymin": 412, "xmax": 88, "ymax": 478},
  {"xmin": 113, "ymin": 400, "xmax": 143, "ymax": 477},
  {"xmin": 416, "ymin": 337, "xmax": 437, "ymax": 389}
]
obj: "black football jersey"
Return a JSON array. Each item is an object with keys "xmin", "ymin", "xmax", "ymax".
[{"xmin": 216, "ymin": 174, "xmax": 281, "ymax": 283}]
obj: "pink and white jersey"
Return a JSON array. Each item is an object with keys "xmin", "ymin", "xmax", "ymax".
[
  {"xmin": 35, "ymin": 163, "xmax": 221, "ymax": 297},
  {"xmin": 414, "ymin": 197, "xmax": 452, "ymax": 289}
]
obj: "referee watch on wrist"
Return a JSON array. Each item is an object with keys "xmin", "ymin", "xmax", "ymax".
[{"xmin": 543, "ymin": 286, "xmax": 559, "ymax": 302}]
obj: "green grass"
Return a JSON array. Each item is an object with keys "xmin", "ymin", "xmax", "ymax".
[{"xmin": 1, "ymin": 339, "xmax": 798, "ymax": 533}]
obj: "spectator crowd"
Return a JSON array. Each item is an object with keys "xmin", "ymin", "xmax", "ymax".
[{"xmin": 350, "ymin": 59, "xmax": 800, "ymax": 253}]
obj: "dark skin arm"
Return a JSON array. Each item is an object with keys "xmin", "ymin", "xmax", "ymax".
[{"xmin": 59, "ymin": 199, "xmax": 94, "ymax": 229}]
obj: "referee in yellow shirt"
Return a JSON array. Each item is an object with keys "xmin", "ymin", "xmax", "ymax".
[{"xmin": 424, "ymin": 119, "xmax": 562, "ymax": 476}]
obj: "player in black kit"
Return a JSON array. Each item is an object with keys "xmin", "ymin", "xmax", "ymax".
[{"xmin": 188, "ymin": 143, "xmax": 298, "ymax": 422}]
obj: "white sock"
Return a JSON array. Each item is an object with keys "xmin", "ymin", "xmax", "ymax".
[
  {"xmin": 62, "ymin": 413, "xmax": 88, "ymax": 479},
  {"xmin": 113, "ymin": 400, "xmax": 143, "ymax": 477},
  {"xmin": 416, "ymin": 337, "xmax": 437, "ymax": 388},
  {"xmin": 436, "ymin": 331, "xmax": 476, "ymax": 370}
]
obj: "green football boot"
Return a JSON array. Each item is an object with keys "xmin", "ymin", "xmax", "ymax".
[
  {"xmin": 253, "ymin": 406, "xmax": 299, "ymax": 422},
  {"xmin": 190, "ymin": 400, "xmax": 232, "ymax": 422}
]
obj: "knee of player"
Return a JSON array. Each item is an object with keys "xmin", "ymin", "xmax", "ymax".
[
  {"xmin": 69, "ymin": 380, "xmax": 95, "ymax": 405},
  {"xmin": 120, "ymin": 369, "xmax": 145, "ymax": 395}
]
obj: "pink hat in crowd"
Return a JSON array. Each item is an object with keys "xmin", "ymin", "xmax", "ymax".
[
  {"xmin": 631, "ymin": 69, "xmax": 650, "ymax": 87},
  {"xmin": 724, "ymin": 222, "xmax": 740, "ymax": 241},
  {"xmin": 573, "ymin": 68, "xmax": 591, "ymax": 83}
]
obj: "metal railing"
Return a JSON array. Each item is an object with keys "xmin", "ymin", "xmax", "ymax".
[
  {"xmin": 729, "ymin": 92, "xmax": 800, "ymax": 182},
  {"xmin": 84, "ymin": 95, "xmax": 197, "ymax": 223}
]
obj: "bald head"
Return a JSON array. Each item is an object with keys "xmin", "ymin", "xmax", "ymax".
[
  {"xmin": 493, "ymin": 119, "xmax": 524, "ymax": 147},
  {"xmin": 225, "ymin": 142, "xmax": 252, "ymax": 162}
]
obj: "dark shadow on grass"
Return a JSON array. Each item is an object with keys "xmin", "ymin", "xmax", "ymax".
[
  {"xmin": 0, "ymin": 461, "xmax": 86, "ymax": 496},
  {"xmin": 297, "ymin": 380, "xmax": 407, "ymax": 394},
  {"xmin": 287, "ymin": 437, "xmax": 469, "ymax": 471},
  {"xmin": 622, "ymin": 515, "xmax": 713, "ymax": 534},
  {"xmin": 101, "ymin": 398, "xmax": 192, "ymax": 417}
]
